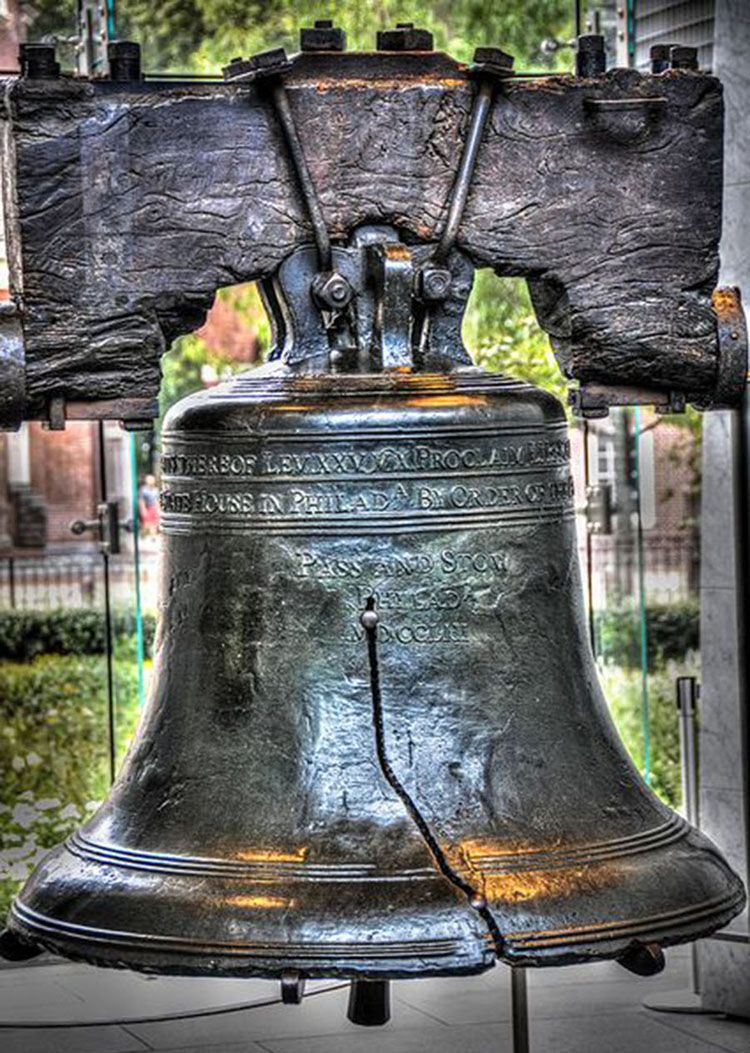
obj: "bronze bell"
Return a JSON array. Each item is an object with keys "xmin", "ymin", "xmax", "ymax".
[{"xmin": 4, "ymin": 227, "xmax": 745, "ymax": 1000}]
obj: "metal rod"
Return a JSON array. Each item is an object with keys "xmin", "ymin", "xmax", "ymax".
[
  {"xmin": 676, "ymin": 677, "xmax": 699, "ymax": 826},
  {"xmin": 434, "ymin": 77, "xmax": 495, "ymax": 263},
  {"xmin": 583, "ymin": 421, "xmax": 596, "ymax": 654},
  {"xmin": 98, "ymin": 421, "xmax": 117, "ymax": 785},
  {"xmin": 633, "ymin": 407, "xmax": 651, "ymax": 786},
  {"xmin": 129, "ymin": 433, "xmax": 146, "ymax": 708},
  {"xmin": 711, "ymin": 929, "xmax": 750, "ymax": 944},
  {"xmin": 8, "ymin": 555, "xmax": 15, "ymax": 608},
  {"xmin": 511, "ymin": 967, "xmax": 530, "ymax": 1053},
  {"xmin": 676, "ymin": 675, "xmax": 700, "ymax": 994},
  {"xmin": 271, "ymin": 81, "xmax": 331, "ymax": 272},
  {"xmin": 738, "ymin": 377, "xmax": 750, "ymax": 897}
]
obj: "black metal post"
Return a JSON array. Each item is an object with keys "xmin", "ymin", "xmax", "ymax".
[
  {"xmin": 98, "ymin": 421, "xmax": 117, "ymax": 784},
  {"xmin": 738, "ymin": 380, "xmax": 750, "ymax": 893},
  {"xmin": 511, "ymin": 967, "xmax": 529, "ymax": 1053},
  {"xmin": 347, "ymin": 979, "xmax": 391, "ymax": 1026},
  {"xmin": 583, "ymin": 421, "xmax": 596, "ymax": 654},
  {"xmin": 8, "ymin": 555, "xmax": 15, "ymax": 608}
]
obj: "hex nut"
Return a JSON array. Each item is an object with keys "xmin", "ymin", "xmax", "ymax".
[
  {"xmin": 419, "ymin": 267, "xmax": 452, "ymax": 302},
  {"xmin": 311, "ymin": 271, "xmax": 354, "ymax": 311}
]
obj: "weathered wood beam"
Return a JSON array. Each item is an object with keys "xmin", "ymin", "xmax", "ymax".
[{"xmin": 0, "ymin": 51, "xmax": 735, "ymax": 422}]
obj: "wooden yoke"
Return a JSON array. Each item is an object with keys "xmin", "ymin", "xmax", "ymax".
[{"xmin": 0, "ymin": 38, "xmax": 743, "ymax": 428}]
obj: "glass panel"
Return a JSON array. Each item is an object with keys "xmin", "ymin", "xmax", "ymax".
[
  {"xmin": 100, "ymin": 422, "xmax": 151, "ymax": 779},
  {"xmin": 0, "ymin": 421, "xmax": 112, "ymax": 921},
  {"xmin": 579, "ymin": 407, "xmax": 701, "ymax": 812}
]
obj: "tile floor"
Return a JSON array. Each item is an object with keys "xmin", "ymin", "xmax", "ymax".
[{"xmin": 0, "ymin": 946, "xmax": 748, "ymax": 1053}]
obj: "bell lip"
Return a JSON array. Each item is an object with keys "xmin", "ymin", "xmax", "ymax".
[
  {"xmin": 498, "ymin": 882, "xmax": 746, "ymax": 966},
  {"xmin": 8, "ymin": 881, "xmax": 744, "ymax": 977},
  {"xmin": 7, "ymin": 899, "xmax": 495, "ymax": 980}
]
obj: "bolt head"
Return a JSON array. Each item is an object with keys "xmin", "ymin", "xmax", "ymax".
[
  {"xmin": 669, "ymin": 45, "xmax": 698, "ymax": 70},
  {"xmin": 420, "ymin": 267, "xmax": 452, "ymax": 302},
  {"xmin": 472, "ymin": 46, "xmax": 515, "ymax": 77},
  {"xmin": 312, "ymin": 271, "xmax": 353, "ymax": 312},
  {"xmin": 377, "ymin": 25, "xmax": 433, "ymax": 52},
  {"xmin": 360, "ymin": 609, "xmax": 379, "ymax": 630}
]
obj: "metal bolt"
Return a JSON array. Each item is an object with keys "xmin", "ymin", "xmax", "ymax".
[
  {"xmin": 19, "ymin": 43, "xmax": 60, "ymax": 79},
  {"xmin": 649, "ymin": 43, "xmax": 676, "ymax": 74},
  {"xmin": 311, "ymin": 271, "xmax": 354, "ymax": 312},
  {"xmin": 670, "ymin": 45, "xmax": 698, "ymax": 70},
  {"xmin": 470, "ymin": 893, "xmax": 487, "ymax": 910},
  {"xmin": 108, "ymin": 41, "xmax": 141, "ymax": 82},
  {"xmin": 472, "ymin": 46, "xmax": 515, "ymax": 78},
  {"xmin": 224, "ymin": 48, "xmax": 291, "ymax": 82},
  {"xmin": 360, "ymin": 609, "xmax": 379, "ymax": 630},
  {"xmin": 376, "ymin": 25, "xmax": 433, "ymax": 52},
  {"xmin": 300, "ymin": 20, "xmax": 346, "ymax": 52},
  {"xmin": 576, "ymin": 34, "xmax": 606, "ymax": 77},
  {"xmin": 419, "ymin": 266, "xmax": 452, "ymax": 302}
]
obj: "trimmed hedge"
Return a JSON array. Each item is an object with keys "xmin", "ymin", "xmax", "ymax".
[
  {"xmin": 0, "ymin": 604, "xmax": 697, "ymax": 669},
  {"xmin": 0, "ymin": 653, "xmax": 142, "ymax": 915},
  {"xmin": 594, "ymin": 602, "xmax": 699, "ymax": 671},
  {"xmin": 0, "ymin": 608, "xmax": 156, "ymax": 662}
]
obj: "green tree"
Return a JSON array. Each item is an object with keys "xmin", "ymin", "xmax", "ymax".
[
  {"xmin": 463, "ymin": 271, "xmax": 567, "ymax": 401},
  {"xmin": 25, "ymin": 1, "xmax": 573, "ymax": 75}
]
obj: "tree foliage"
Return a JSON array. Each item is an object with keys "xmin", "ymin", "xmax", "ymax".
[{"xmin": 26, "ymin": 1, "xmax": 573, "ymax": 74}]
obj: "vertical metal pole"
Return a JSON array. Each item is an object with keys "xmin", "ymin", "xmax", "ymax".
[
  {"xmin": 583, "ymin": 421, "xmax": 596, "ymax": 654},
  {"xmin": 98, "ymin": 421, "xmax": 117, "ymax": 784},
  {"xmin": 511, "ymin": 967, "xmax": 530, "ymax": 1053},
  {"xmin": 634, "ymin": 407, "xmax": 651, "ymax": 786},
  {"xmin": 676, "ymin": 676, "xmax": 700, "ymax": 993},
  {"xmin": 738, "ymin": 382, "xmax": 750, "ymax": 913},
  {"xmin": 8, "ymin": 555, "xmax": 15, "ymax": 608},
  {"xmin": 129, "ymin": 433, "xmax": 145, "ymax": 708}
]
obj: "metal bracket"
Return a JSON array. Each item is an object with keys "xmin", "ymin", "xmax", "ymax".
[
  {"xmin": 70, "ymin": 500, "xmax": 123, "ymax": 556},
  {"xmin": 368, "ymin": 242, "xmax": 415, "ymax": 370},
  {"xmin": 585, "ymin": 482, "xmax": 613, "ymax": 535},
  {"xmin": 707, "ymin": 286, "xmax": 748, "ymax": 409},
  {"xmin": 267, "ymin": 226, "xmax": 474, "ymax": 374},
  {"xmin": 569, "ymin": 382, "xmax": 686, "ymax": 419}
]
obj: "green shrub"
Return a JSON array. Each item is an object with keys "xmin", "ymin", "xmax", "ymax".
[
  {"xmin": 0, "ymin": 653, "xmax": 143, "ymax": 916},
  {"xmin": 601, "ymin": 661, "xmax": 687, "ymax": 810},
  {"xmin": 0, "ymin": 608, "xmax": 156, "ymax": 662},
  {"xmin": 594, "ymin": 602, "xmax": 699, "ymax": 671}
]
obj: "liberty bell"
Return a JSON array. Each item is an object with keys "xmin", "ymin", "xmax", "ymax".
[{"xmin": 2, "ymin": 28, "xmax": 745, "ymax": 1028}]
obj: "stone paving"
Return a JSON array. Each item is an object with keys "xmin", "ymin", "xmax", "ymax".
[{"xmin": 0, "ymin": 945, "xmax": 748, "ymax": 1053}]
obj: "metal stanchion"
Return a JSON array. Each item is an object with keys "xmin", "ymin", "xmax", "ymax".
[
  {"xmin": 677, "ymin": 675, "xmax": 701, "ymax": 997},
  {"xmin": 511, "ymin": 967, "xmax": 530, "ymax": 1053},
  {"xmin": 643, "ymin": 676, "xmax": 704, "ymax": 1013}
]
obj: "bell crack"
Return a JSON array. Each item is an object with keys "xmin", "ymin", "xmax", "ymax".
[{"xmin": 359, "ymin": 597, "xmax": 504, "ymax": 957}]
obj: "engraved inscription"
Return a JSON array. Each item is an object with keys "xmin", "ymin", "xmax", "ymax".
[
  {"xmin": 160, "ymin": 476, "xmax": 574, "ymax": 519},
  {"xmin": 293, "ymin": 548, "xmax": 509, "ymax": 580},
  {"xmin": 289, "ymin": 544, "xmax": 512, "ymax": 648},
  {"xmin": 160, "ymin": 435, "xmax": 570, "ymax": 480}
]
